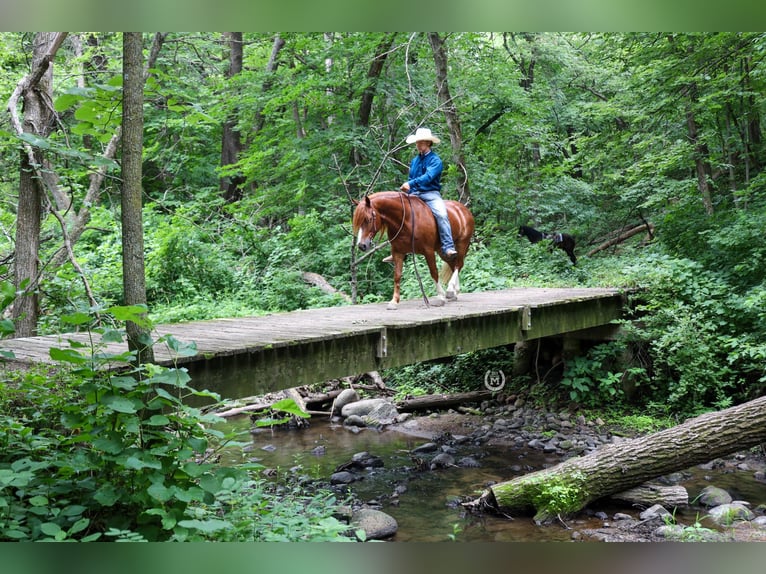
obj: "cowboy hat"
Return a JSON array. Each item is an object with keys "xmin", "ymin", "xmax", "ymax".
[{"xmin": 406, "ymin": 127, "xmax": 441, "ymax": 144}]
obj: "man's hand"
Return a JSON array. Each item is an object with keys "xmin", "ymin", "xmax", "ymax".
[{"xmin": 400, "ymin": 182, "xmax": 410, "ymax": 192}]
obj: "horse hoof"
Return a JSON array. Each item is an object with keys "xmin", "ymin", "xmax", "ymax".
[
  {"xmin": 446, "ymin": 290, "xmax": 457, "ymax": 301},
  {"xmin": 430, "ymin": 298, "xmax": 445, "ymax": 307},
  {"xmin": 386, "ymin": 301, "xmax": 398, "ymax": 310}
]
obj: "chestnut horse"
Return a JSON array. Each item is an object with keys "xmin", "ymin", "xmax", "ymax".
[{"xmin": 353, "ymin": 191, "xmax": 474, "ymax": 310}]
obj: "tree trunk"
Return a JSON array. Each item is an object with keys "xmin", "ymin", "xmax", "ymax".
[
  {"xmin": 467, "ymin": 394, "xmax": 766, "ymax": 524},
  {"xmin": 686, "ymin": 100, "xmax": 714, "ymax": 215},
  {"xmin": 44, "ymin": 34, "xmax": 166, "ymax": 271},
  {"xmin": 358, "ymin": 33, "xmax": 395, "ymax": 128},
  {"xmin": 585, "ymin": 222, "xmax": 655, "ymax": 257},
  {"xmin": 121, "ymin": 32, "xmax": 154, "ymax": 366},
  {"xmin": 428, "ymin": 33, "xmax": 470, "ymax": 205},
  {"xmin": 253, "ymin": 34, "xmax": 285, "ymax": 134},
  {"xmin": 220, "ymin": 32, "xmax": 246, "ymax": 203},
  {"xmin": 611, "ymin": 484, "xmax": 689, "ymax": 507},
  {"xmin": 10, "ymin": 32, "xmax": 67, "ymax": 337}
]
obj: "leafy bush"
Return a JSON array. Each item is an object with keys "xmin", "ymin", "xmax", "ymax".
[
  {"xmin": 560, "ymin": 341, "xmax": 642, "ymax": 407},
  {"xmin": 619, "ymin": 251, "xmax": 764, "ymax": 415},
  {"xmin": 0, "ymin": 306, "xmax": 351, "ymax": 542}
]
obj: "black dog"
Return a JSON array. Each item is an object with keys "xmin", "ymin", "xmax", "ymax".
[{"xmin": 518, "ymin": 225, "xmax": 577, "ymax": 265}]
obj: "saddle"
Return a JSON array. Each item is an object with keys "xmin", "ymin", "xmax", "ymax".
[{"xmin": 543, "ymin": 232, "xmax": 564, "ymax": 244}]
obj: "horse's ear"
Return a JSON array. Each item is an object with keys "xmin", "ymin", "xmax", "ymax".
[
  {"xmin": 351, "ymin": 198, "xmax": 359, "ymax": 205},
  {"xmin": 364, "ymin": 195, "xmax": 371, "ymax": 208}
]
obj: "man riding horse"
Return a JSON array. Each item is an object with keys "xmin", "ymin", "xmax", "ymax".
[{"xmin": 382, "ymin": 127, "xmax": 457, "ymax": 263}]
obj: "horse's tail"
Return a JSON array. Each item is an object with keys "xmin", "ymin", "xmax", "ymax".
[{"xmin": 439, "ymin": 261, "xmax": 453, "ymax": 285}]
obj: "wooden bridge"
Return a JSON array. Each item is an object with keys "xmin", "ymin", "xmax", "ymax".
[
  {"xmin": 1, "ymin": 287, "xmax": 626, "ymax": 398},
  {"xmin": 0, "ymin": 288, "xmax": 624, "ymax": 398}
]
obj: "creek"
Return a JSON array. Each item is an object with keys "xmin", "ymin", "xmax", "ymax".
[{"xmin": 213, "ymin": 415, "xmax": 766, "ymax": 542}]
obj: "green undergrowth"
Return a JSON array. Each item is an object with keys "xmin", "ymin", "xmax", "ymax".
[{"xmin": 0, "ymin": 304, "xmax": 352, "ymax": 542}]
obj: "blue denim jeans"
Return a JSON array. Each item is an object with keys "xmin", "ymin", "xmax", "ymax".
[{"xmin": 410, "ymin": 190, "xmax": 456, "ymax": 253}]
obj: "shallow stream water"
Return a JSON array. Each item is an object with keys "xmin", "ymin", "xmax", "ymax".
[{"xmin": 214, "ymin": 416, "xmax": 766, "ymax": 542}]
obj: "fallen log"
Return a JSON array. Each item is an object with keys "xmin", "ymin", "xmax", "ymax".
[
  {"xmin": 302, "ymin": 271, "xmax": 351, "ymax": 302},
  {"xmin": 586, "ymin": 222, "xmax": 654, "ymax": 257},
  {"xmin": 396, "ymin": 390, "xmax": 493, "ymax": 412},
  {"xmin": 611, "ymin": 484, "xmax": 688, "ymax": 508},
  {"xmin": 466, "ymin": 394, "xmax": 766, "ymax": 524}
]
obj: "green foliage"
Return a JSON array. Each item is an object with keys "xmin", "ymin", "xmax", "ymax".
[
  {"xmin": 253, "ymin": 398, "xmax": 311, "ymax": 428},
  {"xmin": 0, "ymin": 307, "xmax": 349, "ymax": 542},
  {"xmin": 620, "ymin": 251, "xmax": 764, "ymax": 415},
  {"xmin": 515, "ymin": 471, "xmax": 588, "ymax": 521},
  {"xmin": 560, "ymin": 341, "xmax": 643, "ymax": 407},
  {"xmin": 2, "ymin": 31, "xmax": 766, "ymax": 430},
  {"xmin": 385, "ymin": 347, "xmax": 516, "ymax": 400}
]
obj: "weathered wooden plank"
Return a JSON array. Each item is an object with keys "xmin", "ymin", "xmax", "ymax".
[{"xmin": 1, "ymin": 288, "xmax": 626, "ymax": 396}]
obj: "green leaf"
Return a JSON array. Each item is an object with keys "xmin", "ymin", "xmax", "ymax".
[
  {"xmin": 187, "ymin": 437, "xmax": 208, "ymax": 453},
  {"xmin": 60, "ymin": 312, "xmax": 92, "ymax": 326},
  {"xmin": 101, "ymin": 395, "xmax": 140, "ymax": 414},
  {"xmin": 147, "ymin": 483, "xmax": 174, "ymax": 502},
  {"xmin": 69, "ymin": 518, "xmax": 90, "ymax": 535},
  {"xmin": 94, "ymin": 484, "xmax": 120, "ymax": 506},
  {"xmin": 107, "ymin": 305, "xmax": 152, "ymax": 328},
  {"xmin": 146, "ymin": 414, "xmax": 170, "ymax": 426},
  {"xmin": 49, "ymin": 347, "xmax": 87, "ymax": 364},
  {"xmin": 93, "ymin": 436, "xmax": 125, "ymax": 455},
  {"xmin": 110, "ymin": 376, "xmax": 139, "ymax": 390},
  {"xmin": 270, "ymin": 398, "xmax": 310, "ymax": 418},
  {"xmin": 101, "ymin": 328, "xmax": 126, "ymax": 343},
  {"xmin": 29, "ymin": 495, "xmax": 48, "ymax": 507},
  {"xmin": 177, "ymin": 519, "xmax": 232, "ymax": 533},
  {"xmin": 124, "ymin": 454, "xmax": 162, "ymax": 470},
  {"xmin": 40, "ymin": 522, "xmax": 63, "ymax": 537}
]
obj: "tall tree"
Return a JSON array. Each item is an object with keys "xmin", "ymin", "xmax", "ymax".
[
  {"xmin": 428, "ymin": 33, "xmax": 470, "ymax": 204},
  {"xmin": 121, "ymin": 32, "xmax": 154, "ymax": 365},
  {"xmin": 220, "ymin": 32, "xmax": 245, "ymax": 203},
  {"xmin": 8, "ymin": 32, "xmax": 67, "ymax": 336}
]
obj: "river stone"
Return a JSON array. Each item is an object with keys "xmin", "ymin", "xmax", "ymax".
[
  {"xmin": 363, "ymin": 401, "xmax": 399, "ymax": 426},
  {"xmin": 351, "ymin": 451, "xmax": 384, "ymax": 468},
  {"xmin": 333, "ymin": 389, "xmax": 360, "ymax": 414},
  {"xmin": 429, "ymin": 452, "xmax": 455, "ymax": 470},
  {"xmin": 654, "ymin": 524, "xmax": 685, "ymax": 539},
  {"xmin": 699, "ymin": 485, "xmax": 733, "ymax": 507},
  {"xmin": 412, "ymin": 442, "xmax": 439, "ymax": 454},
  {"xmin": 342, "ymin": 398, "xmax": 392, "ymax": 418},
  {"xmin": 639, "ymin": 504, "xmax": 672, "ymax": 521},
  {"xmin": 707, "ymin": 502, "xmax": 754, "ymax": 525},
  {"xmin": 330, "ymin": 471, "xmax": 357, "ymax": 485},
  {"xmin": 343, "ymin": 415, "xmax": 366, "ymax": 427},
  {"xmin": 351, "ymin": 508, "xmax": 398, "ymax": 540}
]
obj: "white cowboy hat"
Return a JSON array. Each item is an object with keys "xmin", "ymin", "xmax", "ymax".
[{"xmin": 406, "ymin": 127, "xmax": 441, "ymax": 144}]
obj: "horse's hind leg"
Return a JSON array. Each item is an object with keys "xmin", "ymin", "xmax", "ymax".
[{"xmin": 425, "ymin": 252, "xmax": 446, "ymax": 306}]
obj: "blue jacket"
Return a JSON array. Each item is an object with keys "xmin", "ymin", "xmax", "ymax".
[{"xmin": 407, "ymin": 150, "xmax": 443, "ymax": 192}]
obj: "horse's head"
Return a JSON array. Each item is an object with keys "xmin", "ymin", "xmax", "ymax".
[{"xmin": 352, "ymin": 195, "xmax": 382, "ymax": 252}]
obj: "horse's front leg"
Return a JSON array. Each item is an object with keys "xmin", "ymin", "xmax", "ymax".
[{"xmin": 387, "ymin": 254, "xmax": 405, "ymax": 310}]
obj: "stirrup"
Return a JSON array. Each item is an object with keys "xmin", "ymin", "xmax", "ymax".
[{"xmin": 382, "ymin": 255, "xmax": 394, "ymax": 264}]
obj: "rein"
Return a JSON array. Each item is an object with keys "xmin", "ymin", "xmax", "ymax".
[{"xmin": 403, "ymin": 193, "xmax": 430, "ymax": 307}]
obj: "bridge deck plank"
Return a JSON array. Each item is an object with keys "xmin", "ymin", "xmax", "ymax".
[{"xmin": 1, "ymin": 288, "xmax": 625, "ymax": 393}]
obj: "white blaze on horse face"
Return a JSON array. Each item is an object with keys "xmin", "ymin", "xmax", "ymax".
[{"xmin": 357, "ymin": 227, "xmax": 364, "ymax": 247}]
